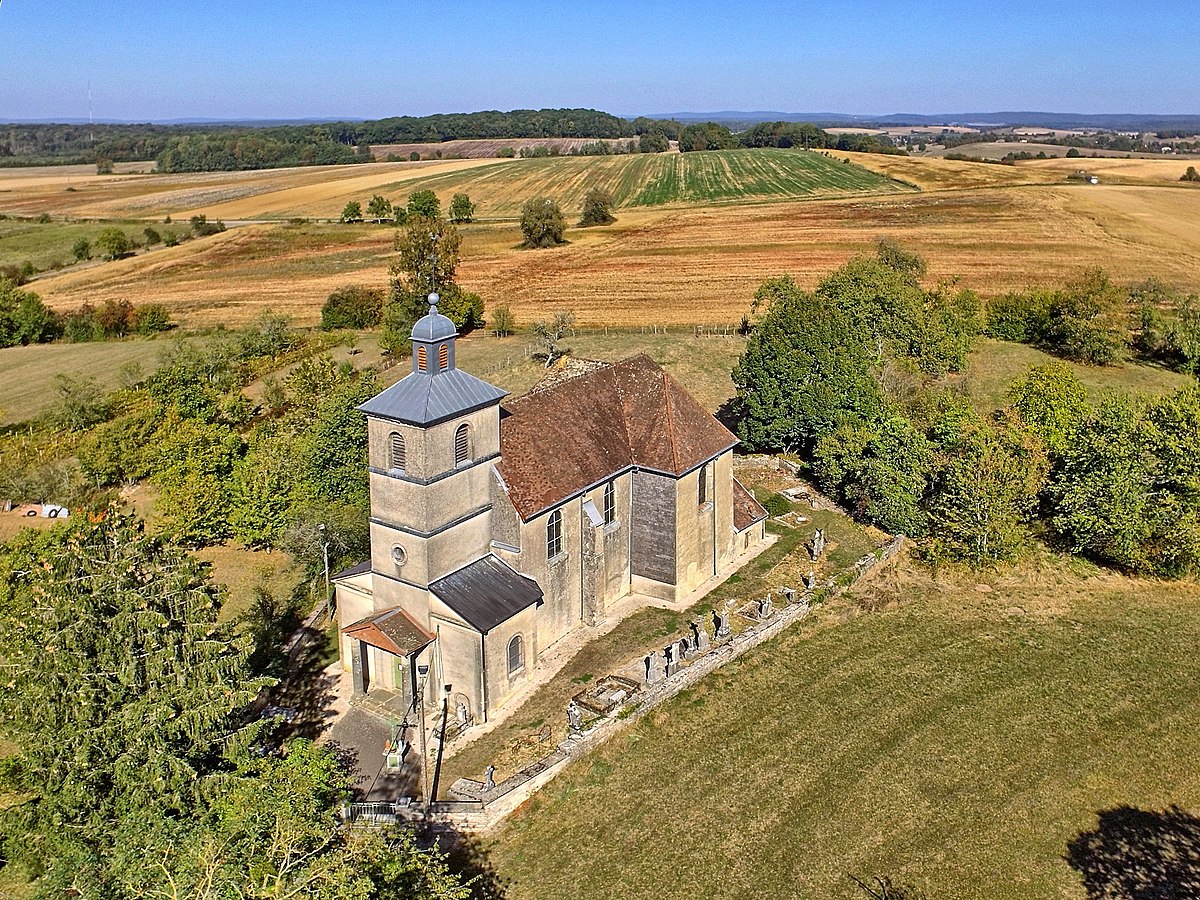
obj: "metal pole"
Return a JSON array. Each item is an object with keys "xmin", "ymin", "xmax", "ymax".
[
  {"xmin": 416, "ymin": 665, "xmax": 430, "ymax": 810},
  {"xmin": 319, "ymin": 523, "xmax": 331, "ymax": 616}
]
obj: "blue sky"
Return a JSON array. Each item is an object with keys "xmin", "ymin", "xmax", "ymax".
[{"xmin": 1, "ymin": 1, "xmax": 1197, "ymax": 121}]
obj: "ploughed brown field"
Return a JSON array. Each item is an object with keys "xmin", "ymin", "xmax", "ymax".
[{"xmin": 7, "ymin": 152, "xmax": 1200, "ymax": 328}]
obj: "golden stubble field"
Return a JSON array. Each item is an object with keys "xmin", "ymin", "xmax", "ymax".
[{"xmin": 13, "ymin": 153, "xmax": 1200, "ymax": 328}]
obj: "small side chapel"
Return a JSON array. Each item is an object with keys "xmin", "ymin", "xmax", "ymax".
[{"xmin": 334, "ymin": 303, "xmax": 767, "ymax": 724}]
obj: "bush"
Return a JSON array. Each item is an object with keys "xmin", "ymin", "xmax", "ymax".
[
  {"xmin": 985, "ymin": 292, "xmax": 1052, "ymax": 343},
  {"xmin": 406, "ymin": 189, "xmax": 441, "ymax": 219},
  {"xmin": 578, "ymin": 187, "xmax": 616, "ymax": 227},
  {"xmin": 95, "ymin": 227, "xmax": 131, "ymax": 260},
  {"xmin": 162, "ymin": 231, "xmax": 179, "ymax": 247},
  {"xmin": 134, "ymin": 303, "xmax": 172, "ymax": 334},
  {"xmin": 408, "ymin": 150, "xmax": 420, "ymax": 161},
  {"xmin": 449, "ymin": 192, "xmax": 475, "ymax": 224},
  {"xmin": 490, "ymin": 304, "xmax": 516, "ymax": 336},
  {"xmin": 497, "ymin": 146, "xmax": 516, "ymax": 158},
  {"xmin": 320, "ymin": 285, "xmax": 384, "ymax": 330},
  {"xmin": 764, "ymin": 493, "xmax": 791, "ymax": 517},
  {"xmin": 72, "ymin": 237, "xmax": 92, "ymax": 261},
  {"xmin": 143, "ymin": 226, "xmax": 161, "ymax": 246},
  {"xmin": 189, "ymin": 214, "xmax": 227, "ymax": 236},
  {"xmin": 520, "ymin": 197, "xmax": 567, "ymax": 248}
]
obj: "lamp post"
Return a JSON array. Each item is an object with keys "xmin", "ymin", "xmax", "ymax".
[{"xmin": 416, "ymin": 663, "xmax": 430, "ymax": 810}]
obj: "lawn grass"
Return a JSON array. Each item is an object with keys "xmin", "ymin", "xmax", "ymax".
[
  {"xmin": 0, "ymin": 218, "xmax": 158, "ymax": 272},
  {"xmin": 485, "ymin": 554, "xmax": 1200, "ymax": 900},
  {"xmin": 0, "ymin": 337, "xmax": 188, "ymax": 425},
  {"xmin": 953, "ymin": 338, "xmax": 1192, "ymax": 412},
  {"xmin": 439, "ymin": 493, "xmax": 881, "ymax": 791}
]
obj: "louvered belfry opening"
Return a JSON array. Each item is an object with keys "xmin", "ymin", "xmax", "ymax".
[
  {"xmin": 454, "ymin": 423, "xmax": 470, "ymax": 465},
  {"xmin": 389, "ymin": 431, "xmax": 405, "ymax": 471},
  {"xmin": 439, "ymin": 343, "xmax": 450, "ymax": 370},
  {"xmin": 417, "ymin": 345, "xmax": 427, "ymax": 371}
]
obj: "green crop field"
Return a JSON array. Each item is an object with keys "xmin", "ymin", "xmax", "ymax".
[
  {"xmin": 485, "ymin": 557, "xmax": 1200, "ymax": 900},
  {"xmin": 378, "ymin": 148, "xmax": 912, "ymax": 218},
  {"xmin": 0, "ymin": 218, "xmax": 147, "ymax": 272}
]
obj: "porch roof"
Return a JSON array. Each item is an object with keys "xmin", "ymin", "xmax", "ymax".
[{"xmin": 342, "ymin": 606, "xmax": 435, "ymax": 658}]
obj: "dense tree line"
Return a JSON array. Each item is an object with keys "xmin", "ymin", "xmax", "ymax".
[
  {"xmin": 733, "ymin": 247, "xmax": 1200, "ymax": 577},
  {"xmin": 0, "ymin": 512, "xmax": 473, "ymax": 897},
  {"xmin": 1, "ymin": 278, "xmax": 172, "ymax": 347},
  {"xmin": 676, "ymin": 120, "xmax": 904, "ymax": 154}
]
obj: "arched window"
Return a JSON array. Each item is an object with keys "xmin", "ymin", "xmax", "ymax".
[
  {"xmin": 698, "ymin": 463, "xmax": 708, "ymax": 506},
  {"xmin": 454, "ymin": 423, "xmax": 471, "ymax": 465},
  {"xmin": 417, "ymin": 345, "xmax": 428, "ymax": 372},
  {"xmin": 507, "ymin": 634, "xmax": 524, "ymax": 676},
  {"xmin": 438, "ymin": 343, "xmax": 449, "ymax": 370},
  {"xmin": 389, "ymin": 432, "xmax": 405, "ymax": 471},
  {"xmin": 603, "ymin": 481, "xmax": 616, "ymax": 525},
  {"xmin": 546, "ymin": 509, "xmax": 563, "ymax": 559}
]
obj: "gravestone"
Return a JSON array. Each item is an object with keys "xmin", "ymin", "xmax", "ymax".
[
  {"xmin": 806, "ymin": 569, "xmax": 817, "ymax": 589},
  {"xmin": 694, "ymin": 620, "xmax": 711, "ymax": 652},
  {"xmin": 811, "ymin": 528, "xmax": 826, "ymax": 561},
  {"xmin": 567, "ymin": 700, "xmax": 583, "ymax": 736},
  {"xmin": 678, "ymin": 636, "xmax": 692, "ymax": 660},
  {"xmin": 780, "ymin": 586, "xmax": 797, "ymax": 605},
  {"xmin": 663, "ymin": 644, "xmax": 675, "ymax": 678},
  {"xmin": 759, "ymin": 594, "xmax": 773, "ymax": 618},
  {"xmin": 644, "ymin": 653, "xmax": 658, "ymax": 684},
  {"xmin": 714, "ymin": 609, "xmax": 731, "ymax": 639},
  {"xmin": 456, "ymin": 701, "xmax": 470, "ymax": 729},
  {"xmin": 484, "ymin": 765, "xmax": 496, "ymax": 792}
]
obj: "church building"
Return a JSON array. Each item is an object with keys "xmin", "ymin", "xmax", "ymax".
[{"xmin": 334, "ymin": 303, "xmax": 768, "ymax": 723}]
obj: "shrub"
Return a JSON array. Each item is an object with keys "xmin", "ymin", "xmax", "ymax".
[
  {"xmin": 449, "ymin": 192, "xmax": 475, "ymax": 224},
  {"xmin": 190, "ymin": 214, "xmax": 227, "ymax": 236},
  {"xmin": 142, "ymin": 226, "xmax": 161, "ymax": 246},
  {"xmin": 408, "ymin": 151, "xmax": 420, "ymax": 161},
  {"xmin": 578, "ymin": 187, "xmax": 616, "ymax": 227},
  {"xmin": 94, "ymin": 227, "xmax": 131, "ymax": 261},
  {"xmin": 162, "ymin": 231, "xmax": 179, "ymax": 247},
  {"xmin": 490, "ymin": 304, "xmax": 516, "ymax": 336},
  {"xmin": 406, "ymin": 189, "xmax": 441, "ymax": 220},
  {"xmin": 764, "ymin": 493, "xmax": 791, "ymax": 517},
  {"xmin": 497, "ymin": 146, "xmax": 516, "ymax": 158},
  {"xmin": 134, "ymin": 303, "xmax": 172, "ymax": 334},
  {"xmin": 520, "ymin": 197, "xmax": 567, "ymax": 248},
  {"xmin": 985, "ymin": 292, "xmax": 1052, "ymax": 343},
  {"xmin": 72, "ymin": 237, "xmax": 92, "ymax": 261},
  {"xmin": 320, "ymin": 285, "xmax": 384, "ymax": 330}
]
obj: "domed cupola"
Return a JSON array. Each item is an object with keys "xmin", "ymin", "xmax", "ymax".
[{"xmin": 410, "ymin": 293, "xmax": 458, "ymax": 375}]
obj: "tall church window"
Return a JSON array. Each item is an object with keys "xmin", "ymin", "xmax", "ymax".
[
  {"xmin": 454, "ymin": 423, "xmax": 471, "ymax": 465},
  {"xmin": 507, "ymin": 634, "xmax": 524, "ymax": 676},
  {"xmin": 546, "ymin": 509, "xmax": 563, "ymax": 559},
  {"xmin": 603, "ymin": 481, "xmax": 616, "ymax": 525},
  {"xmin": 698, "ymin": 463, "xmax": 708, "ymax": 506},
  {"xmin": 417, "ymin": 346, "xmax": 428, "ymax": 372},
  {"xmin": 389, "ymin": 432, "xmax": 405, "ymax": 471}
]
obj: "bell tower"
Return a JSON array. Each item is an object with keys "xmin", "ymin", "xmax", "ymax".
[{"xmin": 357, "ymin": 294, "xmax": 508, "ymax": 628}]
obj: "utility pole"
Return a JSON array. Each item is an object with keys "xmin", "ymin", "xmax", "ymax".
[{"xmin": 318, "ymin": 523, "xmax": 330, "ymax": 612}]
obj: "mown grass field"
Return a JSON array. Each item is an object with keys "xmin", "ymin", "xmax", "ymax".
[{"xmin": 486, "ymin": 554, "xmax": 1200, "ymax": 900}]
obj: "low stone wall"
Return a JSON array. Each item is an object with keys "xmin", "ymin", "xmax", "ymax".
[{"xmin": 411, "ymin": 533, "xmax": 907, "ymax": 830}]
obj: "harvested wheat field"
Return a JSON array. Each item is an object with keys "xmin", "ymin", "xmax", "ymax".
[
  {"xmin": 1019, "ymin": 155, "xmax": 1200, "ymax": 184},
  {"xmin": 840, "ymin": 151, "xmax": 1065, "ymax": 191},
  {"xmin": 29, "ymin": 179, "xmax": 1200, "ymax": 328},
  {"xmin": 0, "ymin": 158, "xmax": 505, "ymax": 220}
]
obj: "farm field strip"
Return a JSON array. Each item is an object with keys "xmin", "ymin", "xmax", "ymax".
[{"xmin": 27, "ymin": 183, "xmax": 1200, "ymax": 329}]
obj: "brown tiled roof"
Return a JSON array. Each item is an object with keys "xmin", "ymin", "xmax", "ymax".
[
  {"xmin": 343, "ymin": 607, "xmax": 434, "ymax": 658},
  {"xmin": 497, "ymin": 354, "xmax": 738, "ymax": 520},
  {"xmin": 733, "ymin": 477, "xmax": 769, "ymax": 531}
]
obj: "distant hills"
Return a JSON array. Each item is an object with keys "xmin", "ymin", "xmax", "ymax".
[{"xmin": 645, "ymin": 111, "xmax": 1200, "ymax": 132}]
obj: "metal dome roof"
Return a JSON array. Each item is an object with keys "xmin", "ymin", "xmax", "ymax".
[{"xmin": 410, "ymin": 297, "xmax": 457, "ymax": 342}]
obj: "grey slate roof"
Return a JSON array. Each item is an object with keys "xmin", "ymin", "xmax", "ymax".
[
  {"xmin": 430, "ymin": 555, "xmax": 543, "ymax": 633},
  {"xmin": 358, "ymin": 368, "xmax": 508, "ymax": 426}
]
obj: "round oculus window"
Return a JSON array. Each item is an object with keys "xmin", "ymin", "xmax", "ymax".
[{"xmin": 390, "ymin": 545, "xmax": 407, "ymax": 566}]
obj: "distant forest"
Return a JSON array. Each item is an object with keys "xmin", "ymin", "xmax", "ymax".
[
  {"xmin": 0, "ymin": 109, "xmax": 688, "ymax": 171},
  {"xmin": 0, "ymin": 109, "xmax": 900, "ymax": 173}
]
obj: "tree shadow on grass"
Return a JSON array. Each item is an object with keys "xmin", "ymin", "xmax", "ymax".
[
  {"xmin": 420, "ymin": 824, "xmax": 509, "ymax": 900},
  {"xmin": 1066, "ymin": 805, "xmax": 1200, "ymax": 899}
]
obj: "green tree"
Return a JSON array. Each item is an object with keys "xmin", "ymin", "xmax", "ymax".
[
  {"xmin": 813, "ymin": 416, "xmax": 931, "ymax": 536},
  {"xmin": 926, "ymin": 412, "xmax": 1049, "ymax": 566},
  {"xmin": 434, "ymin": 282, "xmax": 485, "ymax": 333},
  {"xmin": 94, "ymin": 226, "xmax": 131, "ymax": 260},
  {"xmin": 1052, "ymin": 388, "xmax": 1200, "ymax": 576},
  {"xmin": 51, "ymin": 373, "xmax": 113, "ymax": 431},
  {"xmin": 366, "ymin": 193, "xmax": 393, "ymax": 221},
  {"xmin": 133, "ymin": 302, "xmax": 172, "ymax": 334},
  {"xmin": 733, "ymin": 276, "xmax": 883, "ymax": 453},
  {"xmin": 407, "ymin": 188, "xmax": 441, "ymax": 219},
  {"xmin": 0, "ymin": 512, "xmax": 271, "ymax": 897},
  {"xmin": 320, "ymin": 284, "xmax": 384, "ymax": 330},
  {"xmin": 72, "ymin": 236, "xmax": 92, "ymax": 261},
  {"xmin": 229, "ymin": 429, "xmax": 299, "ymax": 548},
  {"xmin": 1043, "ymin": 268, "xmax": 1126, "ymax": 365},
  {"xmin": 340, "ymin": 199, "xmax": 362, "ymax": 223},
  {"xmin": 1183, "ymin": 165, "xmax": 1200, "ymax": 182},
  {"xmin": 449, "ymin": 192, "xmax": 476, "ymax": 223},
  {"xmin": 638, "ymin": 130, "xmax": 669, "ymax": 153},
  {"xmin": 520, "ymin": 197, "xmax": 567, "ymax": 248},
  {"xmin": 382, "ymin": 215, "xmax": 463, "ymax": 350},
  {"xmin": 1008, "ymin": 362, "xmax": 1088, "ymax": 457},
  {"xmin": 0, "ymin": 279, "xmax": 62, "ymax": 347},
  {"xmin": 148, "ymin": 740, "xmax": 471, "ymax": 899},
  {"xmin": 150, "ymin": 416, "xmax": 244, "ymax": 544},
  {"xmin": 491, "ymin": 303, "xmax": 516, "ymax": 336},
  {"xmin": 142, "ymin": 226, "xmax": 161, "ymax": 246},
  {"xmin": 578, "ymin": 187, "xmax": 616, "ymax": 226}
]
